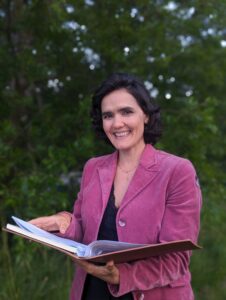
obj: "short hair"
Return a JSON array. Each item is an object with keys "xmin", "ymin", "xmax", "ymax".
[{"xmin": 91, "ymin": 72, "xmax": 162, "ymax": 145}]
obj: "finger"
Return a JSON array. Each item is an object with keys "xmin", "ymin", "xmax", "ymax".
[
  {"xmin": 29, "ymin": 217, "xmax": 49, "ymax": 226},
  {"xmin": 74, "ymin": 258, "xmax": 91, "ymax": 268},
  {"xmin": 29, "ymin": 220, "xmax": 46, "ymax": 229},
  {"xmin": 29, "ymin": 218, "xmax": 43, "ymax": 225},
  {"xmin": 106, "ymin": 260, "xmax": 114, "ymax": 271},
  {"xmin": 59, "ymin": 223, "xmax": 67, "ymax": 234},
  {"xmin": 29, "ymin": 217, "xmax": 57, "ymax": 231},
  {"xmin": 76, "ymin": 260, "xmax": 109, "ymax": 277}
]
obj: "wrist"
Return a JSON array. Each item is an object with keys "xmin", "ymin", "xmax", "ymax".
[{"xmin": 56, "ymin": 211, "xmax": 72, "ymax": 221}]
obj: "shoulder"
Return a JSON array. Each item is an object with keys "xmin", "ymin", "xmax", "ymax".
[
  {"xmin": 84, "ymin": 152, "xmax": 115, "ymax": 170},
  {"xmin": 154, "ymin": 148, "xmax": 197, "ymax": 177},
  {"xmin": 80, "ymin": 152, "xmax": 116, "ymax": 185},
  {"xmin": 154, "ymin": 149, "xmax": 200, "ymax": 192}
]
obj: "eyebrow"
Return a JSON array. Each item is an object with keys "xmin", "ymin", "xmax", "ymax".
[
  {"xmin": 101, "ymin": 111, "xmax": 112, "ymax": 116},
  {"xmin": 101, "ymin": 106, "xmax": 134, "ymax": 115}
]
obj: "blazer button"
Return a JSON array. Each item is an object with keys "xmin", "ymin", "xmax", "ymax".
[
  {"xmin": 118, "ymin": 220, "xmax": 126, "ymax": 227},
  {"xmin": 139, "ymin": 293, "xmax": 144, "ymax": 300}
]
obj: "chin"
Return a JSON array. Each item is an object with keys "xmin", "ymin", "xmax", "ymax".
[{"xmin": 113, "ymin": 144, "xmax": 132, "ymax": 151}]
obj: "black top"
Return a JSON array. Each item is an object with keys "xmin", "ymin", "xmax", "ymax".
[{"xmin": 82, "ymin": 187, "xmax": 133, "ymax": 300}]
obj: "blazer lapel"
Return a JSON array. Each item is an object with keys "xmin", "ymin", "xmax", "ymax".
[
  {"xmin": 97, "ymin": 152, "xmax": 118, "ymax": 211},
  {"xmin": 120, "ymin": 145, "xmax": 160, "ymax": 210}
]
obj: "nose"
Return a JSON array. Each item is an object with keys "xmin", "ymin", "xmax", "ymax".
[{"xmin": 112, "ymin": 115, "xmax": 124, "ymax": 128}]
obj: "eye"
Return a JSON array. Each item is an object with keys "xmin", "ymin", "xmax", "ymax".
[
  {"xmin": 102, "ymin": 112, "xmax": 113, "ymax": 120},
  {"xmin": 122, "ymin": 109, "xmax": 133, "ymax": 115}
]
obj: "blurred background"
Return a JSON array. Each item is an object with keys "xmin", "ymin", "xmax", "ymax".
[{"xmin": 0, "ymin": 1, "xmax": 226, "ymax": 299}]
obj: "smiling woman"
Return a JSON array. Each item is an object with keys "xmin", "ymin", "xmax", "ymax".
[
  {"xmin": 91, "ymin": 73, "xmax": 161, "ymax": 146},
  {"xmin": 101, "ymin": 89, "xmax": 149, "ymax": 153},
  {"xmin": 29, "ymin": 73, "xmax": 202, "ymax": 300}
]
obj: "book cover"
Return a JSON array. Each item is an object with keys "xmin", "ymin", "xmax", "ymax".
[{"xmin": 3, "ymin": 216, "xmax": 201, "ymax": 264}]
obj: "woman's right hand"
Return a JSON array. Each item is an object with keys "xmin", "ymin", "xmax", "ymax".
[{"xmin": 29, "ymin": 212, "xmax": 72, "ymax": 234}]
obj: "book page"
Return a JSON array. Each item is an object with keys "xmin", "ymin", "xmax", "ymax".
[
  {"xmin": 6, "ymin": 224, "xmax": 80, "ymax": 254},
  {"xmin": 87, "ymin": 240, "xmax": 146, "ymax": 257},
  {"xmin": 11, "ymin": 216, "xmax": 86, "ymax": 256}
]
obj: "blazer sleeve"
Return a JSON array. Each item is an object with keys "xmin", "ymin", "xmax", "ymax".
[
  {"xmin": 108, "ymin": 159, "xmax": 202, "ymax": 296},
  {"xmin": 57, "ymin": 159, "xmax": 93, "ymax": 242}
]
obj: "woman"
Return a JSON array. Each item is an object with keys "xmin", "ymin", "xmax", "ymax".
[{"xmin": 30, "ymin": 73, "xmax": 202, "ymax": 300}]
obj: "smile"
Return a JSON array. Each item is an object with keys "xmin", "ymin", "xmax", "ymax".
[{"xmin": 114, "ymin": 131, "xmax": 130, "ymax": 137}]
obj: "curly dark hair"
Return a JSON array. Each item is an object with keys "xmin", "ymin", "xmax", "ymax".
[{"xmin": 91, "ymin": 72, "xmax": 162, "ymax": 145}]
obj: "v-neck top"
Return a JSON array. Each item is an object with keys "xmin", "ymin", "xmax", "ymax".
[{"xmin": 82, "ymin": 187, "xmax": 133, "ymax": 300}]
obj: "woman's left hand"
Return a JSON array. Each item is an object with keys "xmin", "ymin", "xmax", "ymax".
[{"xmin": 74, "ymin": 259, "xmax": 120, "ymax": 285}]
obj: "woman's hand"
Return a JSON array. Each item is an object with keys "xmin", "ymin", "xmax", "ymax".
[
  {"xmin": 75, "ymin": 259, "xmax": 119, "ymax": 285},
  {"xmin": 29, "ymin": 213, "xmax": 71, "ymax": 234}
]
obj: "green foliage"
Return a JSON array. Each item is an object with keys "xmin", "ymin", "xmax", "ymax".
[
  {"xmin": 0, "ymin": 230, "xmax": 73, "ymax": 300},
  {"xmin": 1, "ymin": 0, "xmax": 226, "ymax": 299}
]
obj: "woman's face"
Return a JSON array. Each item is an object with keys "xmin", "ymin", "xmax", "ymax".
[{"xmin": 101, "ymin": 89, "xmax": 148, "ymax": 152}]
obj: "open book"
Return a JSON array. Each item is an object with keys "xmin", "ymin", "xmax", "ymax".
[{"xmin": 3, "ymin": 216, "xmax": 201, "ymax": 264}]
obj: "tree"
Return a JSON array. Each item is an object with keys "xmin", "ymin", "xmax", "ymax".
[{"xmin": 0, "ymin": 1, "xmax": 226, "ymax": 299}]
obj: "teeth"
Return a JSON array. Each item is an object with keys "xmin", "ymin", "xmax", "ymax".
[{"xmin": 114, "ymin": 131, "xmax": 129, "ymax": 137}]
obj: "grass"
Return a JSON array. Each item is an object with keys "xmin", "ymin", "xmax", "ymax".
[{"xmin": 0, "ymin": 231, "xmax": 73, "ymax": 300}]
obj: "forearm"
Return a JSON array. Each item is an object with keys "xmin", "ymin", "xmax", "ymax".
[
  {"xmin": 60, "ymin": 213, "xmax": 83, "ymax": 241},
  {"xmin": 108, "ymin": 250, "xmax": 190, "ymax": 296}
]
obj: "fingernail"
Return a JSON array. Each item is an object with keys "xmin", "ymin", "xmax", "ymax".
[{"xmin": 59, "ymin": 227, "xmax": 64, "ymax": 233}]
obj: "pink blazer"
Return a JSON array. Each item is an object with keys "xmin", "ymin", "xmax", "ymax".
[{"xmin": 62, "ymin": 144, "xmax": 202, "ymax": 300}]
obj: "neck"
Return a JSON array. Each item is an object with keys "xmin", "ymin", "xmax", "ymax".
[{"xmin": 118, "ymin": 143, "xmax": 146, "ymax": 169}]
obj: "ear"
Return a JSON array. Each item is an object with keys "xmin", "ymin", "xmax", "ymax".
[{"xmin": 144, "ymin": 115, "xmax": 149, "ymax": 124}]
